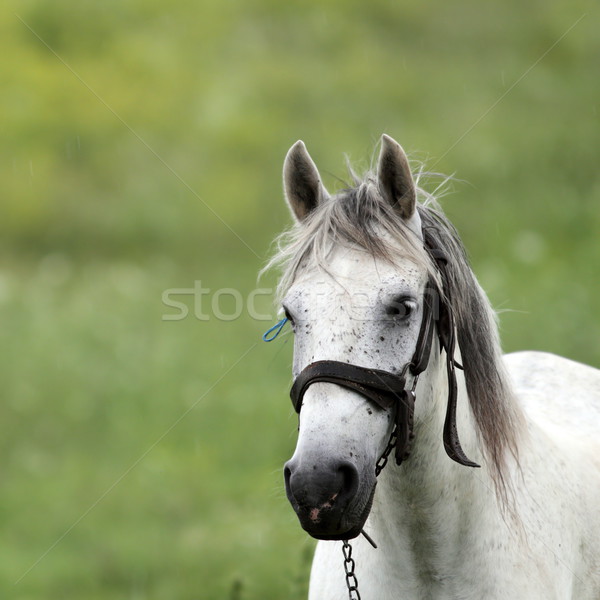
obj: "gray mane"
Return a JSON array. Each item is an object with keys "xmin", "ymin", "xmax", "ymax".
[
  {"xmin": 416, "ymin": 199, "xmax": 525, "ymax": 508},
  {"xmin": 265, "ymin": 169, "xmax": 525, "ymax": 507}
]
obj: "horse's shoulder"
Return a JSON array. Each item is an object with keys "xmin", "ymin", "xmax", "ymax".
[
  {"xmin": 503, "ymin": 350, "xmax": 600, "ymax": 441},
  {"xmin": 503, "ymin": 350, "xmax": 600, "ymax": 390}
]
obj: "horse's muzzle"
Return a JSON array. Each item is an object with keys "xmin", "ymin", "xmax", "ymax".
[{"xmin": 284, "ymin": 457, "xmax": 375, "ymax": 540}]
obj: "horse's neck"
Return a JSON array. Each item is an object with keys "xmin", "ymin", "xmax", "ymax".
[{"xmin": 369, "ymin": 347, "xmax": 498, "ymax": 573}]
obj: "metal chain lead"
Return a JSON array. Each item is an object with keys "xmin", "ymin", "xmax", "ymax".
[
  {"xmin": 342, "ymin": 540, "xmax": 361, "ymax": 600},
  {"xmin": 342, "ymin": 373, "xmax": 420, "ymax": 599},
  {"xmin": 342, "ymin": 424, "xmax": 396, "ymax": 599},
  {"xmin": 375, "ymin": 425, "xmax": 398, "ymax": 477}
]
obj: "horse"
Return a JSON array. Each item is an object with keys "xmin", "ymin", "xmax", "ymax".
[{"xmin": 264, "ymin": 134, "xmax": 600, "ymax": 599}]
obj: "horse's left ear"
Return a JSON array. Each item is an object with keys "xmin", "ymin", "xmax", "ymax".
[
  {"xmin": 283, "ymin": 140, "xmax": 330, "ymax": 223},
  {"xmin": 377, "ymin": 134, "xmax": 417, "ymax": 221}
]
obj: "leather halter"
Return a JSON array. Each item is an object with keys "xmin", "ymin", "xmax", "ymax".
[{"xmin": 289, "ymin": 230, "xmax": 479, "ymax": 469}]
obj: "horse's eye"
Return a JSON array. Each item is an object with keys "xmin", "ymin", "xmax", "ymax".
[
  {"xmin": 385, "ymin": 297, "xmax": 416, "ymax": 319},
  {"xmin": 283, "ymin": 306, "xmax": 295, "ymax": 329}
]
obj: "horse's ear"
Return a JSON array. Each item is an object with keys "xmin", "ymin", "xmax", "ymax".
[
  {"xmin": 377, "ymin": 134, "xmax": 416, "ymax": 221},
  {"xmin": 283, "ymin": 140, "xmax": 329, "ymax": 222}
]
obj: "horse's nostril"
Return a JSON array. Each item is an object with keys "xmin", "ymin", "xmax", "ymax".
[
  {"xmin": 337, "ymin": 461, "xmax": 360, "ymax": 502},
  {"xmin": 283, "ymin": 461, "xmax": 297, "ymax": 505}
]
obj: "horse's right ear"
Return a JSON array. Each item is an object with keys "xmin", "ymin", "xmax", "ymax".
[{"xmin": 283, "ymin": 141, "xmax": 329, "ymax": 222}]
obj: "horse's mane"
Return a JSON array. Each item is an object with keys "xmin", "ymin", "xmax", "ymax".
[{"xmin": 264, "ymin": 168, "xmax": 525, "ymax": 509}]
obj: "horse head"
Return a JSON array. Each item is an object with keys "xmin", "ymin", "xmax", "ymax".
[{"xmin": 281, "ymin": 135, "xmax": 439, "ymax": 539}]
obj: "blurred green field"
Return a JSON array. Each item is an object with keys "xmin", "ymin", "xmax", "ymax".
[{"xmin": 1, "ymin": 0, "xmax": 599, "ymax": 598}]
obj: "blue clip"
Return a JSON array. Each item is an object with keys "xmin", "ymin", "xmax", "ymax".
[{"xmin": 262, "ymin": 317, "xmax": 288, "ymax": 342}]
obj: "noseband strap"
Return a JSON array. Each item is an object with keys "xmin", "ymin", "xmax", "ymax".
[
  {"xmin": 290, "ymin": 361, "xmax": 406, "ymax": 413},
  {"xmin": 289, "ymin": 230, "xmax": 479, "ymax": 470}
]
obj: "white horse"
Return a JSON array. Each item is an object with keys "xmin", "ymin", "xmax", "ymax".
[{"xmin": 266, "ymin": 134, "xmax": 600, "ymax": 599}]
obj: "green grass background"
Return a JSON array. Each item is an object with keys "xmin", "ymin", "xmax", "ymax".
[{"xmin": 1, "ymin": 0, "xmax": 598, "ymax": 598}]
